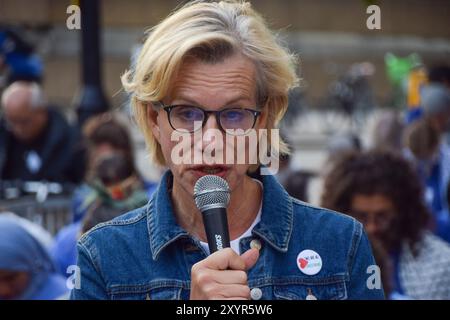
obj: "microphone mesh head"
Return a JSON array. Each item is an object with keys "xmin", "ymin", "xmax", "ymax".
[{"xmin": 193, "ymin": 175, "xmax": 230, "ymax": 212}]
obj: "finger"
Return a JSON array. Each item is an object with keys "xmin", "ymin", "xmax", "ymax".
[
  {"xmin": 240, "ymin": 248, "xmax": 259, "ymax": 270},
  {"xmin": 208, "ymin": 269, "xmax": 248, "ymax": 285},
  {"xmin": 204, "ymin": 248, "xmax": 246, "ymax": 271},
  {"xmin": 209, "ymin": 284, "xmax": 251, "ymax": 299}
]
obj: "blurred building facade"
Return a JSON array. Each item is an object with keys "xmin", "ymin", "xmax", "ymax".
[{"xmin": 1, "ymin": 0, "xmax": 449, "ymax": 110}]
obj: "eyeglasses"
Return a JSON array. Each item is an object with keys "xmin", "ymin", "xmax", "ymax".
[
  {"xmin": 153, "ymin": 101, "xmax": 261, "ymax": 135},
  {"xmin": 350, "ymin": 210, "xmax": 395, "ymax": 231}
]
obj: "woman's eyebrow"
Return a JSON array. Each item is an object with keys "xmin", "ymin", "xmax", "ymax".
[
  {"xmin": 172, "ymin": 95, "xmax": 252, "ymax": 107},
  {"xmin": 171, "ymin": 97, "xmax": 200, "ymax": 106}
]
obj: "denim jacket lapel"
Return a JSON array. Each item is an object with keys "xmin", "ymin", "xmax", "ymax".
[
  {"xmin": 147, "ymin": 171, "xmax": 189, "ymax": 260},
  {"xmin": 252, "ymin": 173, "xmax": 294, "ymax": 252}
]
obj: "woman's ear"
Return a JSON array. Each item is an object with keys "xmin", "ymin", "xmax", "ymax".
[{"xmin": 147, "ymin": 103, "xmax": 161, "ymax": 143}]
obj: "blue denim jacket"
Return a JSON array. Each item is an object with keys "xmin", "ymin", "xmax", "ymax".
[{"xmin": 71, "ymin": 171, "xmax": 384, "ymax": 300}]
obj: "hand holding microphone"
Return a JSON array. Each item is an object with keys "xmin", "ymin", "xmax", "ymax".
[{"xmin": 190, "ymin": 175, "xmax": 259, "ymax": 300}]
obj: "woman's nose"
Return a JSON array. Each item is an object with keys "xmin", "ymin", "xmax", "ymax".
[
  {"xmin": 203, "ymin": 113, "xmax": 220, "ymax": 132},
  {"xmin": 196, "ymin": 113, "xmax": 225, "ymax": 162},
  {"xmin": 202, "ymin": 114, "xmax": 222, "ymax": 146},
  {"xmin": 365, "ymin": 220, "xmax": 379, "ymax": 238}
]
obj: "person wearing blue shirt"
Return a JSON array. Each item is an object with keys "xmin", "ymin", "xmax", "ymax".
[{"xmin": 0, "ymin": 27, "xmax": 43, "ymax": 84}]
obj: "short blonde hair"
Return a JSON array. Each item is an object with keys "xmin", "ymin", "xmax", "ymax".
[{"xmin": 122, "ymin": 0, "xmax": 299, "ymax": 167}]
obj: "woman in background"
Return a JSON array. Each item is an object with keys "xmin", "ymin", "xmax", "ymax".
[{"xmin": 322, "ymin": 151, "xmax": 450, "ymax": 299}]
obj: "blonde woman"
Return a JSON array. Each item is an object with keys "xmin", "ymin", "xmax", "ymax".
[{"xmin": 71, "ymin": 1, "xmax": 383, "ymax": 300}]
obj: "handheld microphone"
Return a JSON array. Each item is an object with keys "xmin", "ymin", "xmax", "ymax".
[{"xmin": 193, "ymin": 175, "xmax": 231, "ymax": 253}]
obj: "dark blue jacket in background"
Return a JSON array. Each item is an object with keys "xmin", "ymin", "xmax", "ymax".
[{"xmin": 0, "ymin": 107, "xmax": 86, "ymax": 184}]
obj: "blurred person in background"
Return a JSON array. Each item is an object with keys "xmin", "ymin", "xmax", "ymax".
[
  {"xmin": 281, "ymin": 170, "xmax": 313, "ymax": 203},
  {"xmin": 71, "ymin": 112, "xmax": 157, "ymax": 223},
  {"xmin": 321, "ymin": 133, "xmax": 362, "ymax": 180},
  {"xmin": 0, "ymin": 81, "xmax": 85, "ymax": 183},
  {"xmin": 403, "ymin": 118, "xmax": 450, "ymax": 242},
  {"xmin": 369, "ymin": 239, "xmax": 398, "ymax": 300},
  {"xmin": 0, "ymin": 26, "xmax": 43, "ymax": 85},
  {"xmin": 0, "ymin": 213, "xmax": 68, "ymax": 300},
  {"xmin": 0, "ymin": 211, "xmax": 53, "ymax": 249},
  {"xmin": 321, "ymin": 151, "xmax": 450, "ymax": 299},
  {"xmin": 437, "ymin": 181, "xmax": 450, "ymax": 243},
  {"xmin": 52, "ymin": 152, "xmax": 149, "ymax": 277},
  {"xmin": 275, "ymin": 139, "xmax": 314, "ymax": 203},
  {"xmin": 370, "ymin": 110, "xmax": 404, "ymax": 153},
  {"xmin": 428, "ymin": 65, "xmax": 450, "ymax": 90},
  {"xmin": 403, "ymin": 84, "xmax": 450, "ymax": 229},
  {"xmin": 421, "ymin": 83, "xmax": 450, "ymax": 142}
]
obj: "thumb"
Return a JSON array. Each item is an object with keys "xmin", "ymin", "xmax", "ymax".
[{"xmin": 240, "ymin": 248, "xmax": 259, "ymax": 270}]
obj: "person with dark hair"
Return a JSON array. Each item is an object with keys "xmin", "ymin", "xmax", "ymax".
[
  {"xmin": 54, "ymin": 113, "xmax": 153, "ymax": 277},
  {"xmin": 428, "ymin": 65, "xmax": 450, "ymax": 89},
  {"xmin": 71, "ymin": 112, "xmax": 157, "ymax": 223},
  {"xmin": 82, "ymin": 112, "xmax": 134, "ymax": 180},
  {"xmin": 321, "ymin": 151, "xmax": 450, "ymax": 299},
  {"xmin": 51, "ymin": 153, "xmax": 149, "ymax": 278},
  {"xmin": 88, "ymin": 153, "xmax": 149, "ymax": 212}
]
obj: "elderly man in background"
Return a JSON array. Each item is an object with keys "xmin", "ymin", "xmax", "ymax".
[{"xmin": 0, "ymin": 81, "xmax": 85, "ymax": 184}]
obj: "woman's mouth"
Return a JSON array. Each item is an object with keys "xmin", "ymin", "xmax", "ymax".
[{"xmin": 191, "ymin": 165, "xmax": 230, "ymax": 178}]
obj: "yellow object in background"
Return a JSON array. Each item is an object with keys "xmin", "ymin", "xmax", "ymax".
[{"xmin": 407, "ymin": 67, "xmax": 428, "ymax": 109}]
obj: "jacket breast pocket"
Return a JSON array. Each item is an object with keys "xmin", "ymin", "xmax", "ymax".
[
  {"xmin": 109, "ymin": 282, "xmax": 183, "ymax": 300},
  {"xmin": 271, "ymin": 277, "xmax": 348, "ymax": 300}
]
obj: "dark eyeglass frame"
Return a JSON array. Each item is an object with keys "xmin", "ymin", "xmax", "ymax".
[
  {"xmin": 350, "ymin": 210, "xmax": 395, "ymax": 231},
  {"xmin": 153, "ymin": 101, "xmax": 262, "ymax": 134}
]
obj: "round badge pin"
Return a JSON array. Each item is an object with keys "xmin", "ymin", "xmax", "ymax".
[{"xmin": 297, "ymin": 249, "xmax": 322, "ymax": 275}]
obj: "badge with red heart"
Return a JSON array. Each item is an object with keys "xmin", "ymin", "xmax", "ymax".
[
  {"xmin": 297, "ymin": 249, "xmax": 322, "ymax": 275},
  {"xmin": 299, "ymin": 258, "xmax": 308, "ymax": 269}
]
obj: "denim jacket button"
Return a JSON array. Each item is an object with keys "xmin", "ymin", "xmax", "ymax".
[
  {"xmin": 250, "ymin": 287, "xmax": 262, "ymax": 300},
  {"xmin": 250, "ymin": 239, "xmax": 262, "ymax": 251},
  {"xmin": 306, "ymin": 288, "xmax": 317, "ymax": 300}
]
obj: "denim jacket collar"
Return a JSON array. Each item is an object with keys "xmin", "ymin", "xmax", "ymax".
[
  {"xmin": 253, "ymin": 172, "xmax": 293, "ymax": 252},
  {"xmin": 147, "ymin": 170, "xmax": 293, "ymax": 260}
]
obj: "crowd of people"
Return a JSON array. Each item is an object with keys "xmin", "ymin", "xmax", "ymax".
[
  {"xmin": 290, "ymin": 64, "xmax": 450, "ymax": 299},
  {"xmin": 0, "ymin": 85, "xmax": 158, "ymax": 298}
]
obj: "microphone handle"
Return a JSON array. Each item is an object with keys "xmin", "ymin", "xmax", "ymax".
[{"xmin": 202, "ymin": 207, "xmax": 231, "ymax": 253}]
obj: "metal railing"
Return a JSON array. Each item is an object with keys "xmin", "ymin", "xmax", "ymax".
[{"xmin": 0, "ymin": 181, "xmax": 75, "ymax": 235}]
